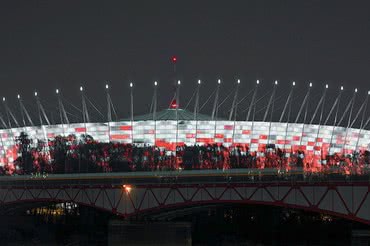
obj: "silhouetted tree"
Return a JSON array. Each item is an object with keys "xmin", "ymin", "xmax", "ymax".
[
  {"xmin": 15, "ymin": 132, "xmax": 33, "ymax": 174},
  {"xmin": 50, "ymin": 136, "xmax": 69, "ymax": 173}
]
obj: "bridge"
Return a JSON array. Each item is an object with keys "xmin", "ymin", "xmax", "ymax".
[{"xmin": 1, "ymin": 169, "xmax": 370, "ymax": 225}]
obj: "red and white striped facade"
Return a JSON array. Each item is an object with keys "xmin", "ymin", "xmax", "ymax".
[{"xmin": 0, "ymin": 120, "xmax": 369, "ymax": 167}]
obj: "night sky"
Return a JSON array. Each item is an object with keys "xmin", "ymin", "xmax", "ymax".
[{"xmin": 1, "ymin": 1, "xmax": 370, "ymax": 123}]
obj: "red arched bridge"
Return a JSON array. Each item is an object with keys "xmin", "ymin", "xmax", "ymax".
[{"xmin": 0, "ymin": 169, "xmax": 370, "ymax": 225}]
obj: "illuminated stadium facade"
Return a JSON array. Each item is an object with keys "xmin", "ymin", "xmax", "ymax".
[{"xmin": 0, "ymin": 80, "xmax": 369, "ymax": 169}]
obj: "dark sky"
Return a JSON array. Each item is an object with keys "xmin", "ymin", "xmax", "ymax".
[{"xmin": 1, "ymin": 1, "xmax": 370, "ymax": 123}]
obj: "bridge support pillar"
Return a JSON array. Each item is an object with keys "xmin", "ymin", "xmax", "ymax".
[{"xmin": 108, "ymin": 220, "xmax": 192, "ymax": 246}]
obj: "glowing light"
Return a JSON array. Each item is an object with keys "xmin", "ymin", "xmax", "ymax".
[
  {"xmin": 325, "ymin": 84, "xmax": 328, "ymax": 89},
  {"xmin": 56, "ymin": 89, "xmax": 59, "ymax": 94},
  {"xmin": 218, "ymin": 79, "xmax": 221, "ymax": 84},
  {"xmin": 80, "ymin": 86, "xmax": 83, "ymax": 92},
  {"xmin": 256, "ymin": 80, "xmax": 260, "ymax": 85},
  {"xmin": 274, "ymin": 80, "xmax": 278, "ymax": 85},
  {"xmin": 368, "ymin": 90, "xmax": 370, "ymax": 95},
  {"xmin": 177, "ymin": 80, "xmax": 181, "ymax": 85},
  {"xmin": 237, "ymin": 79, "xmax": 240, "ymax": 84},
  {"xmin": 292, "ymin": 81, "xmax": 296, "ymax": 86},
  {"xmin": 355, "ymin": 88, "xmax": 358, "ymax": 93},
  {"xmin": 154, "ymin": 81, "xmax": 158, "ymax": 86},
  {"xmin": 17, "ymin": 94, "xmax": 20, "ymax": 99},
  {"xmin": 34, "ymin": 91, "xmax": 38, "ymax": 97},
  {"xmin": 198, "ymin": 79, "xmax": 201, "ymax": 85},
  {"xmin": 129, "ymin": 82, "xmax": 133, "ymax": 88},
  {"xmin": 340, "ymin": 86, "xmax": 343, "ymax": 91},
  {"xmin": 170, "ymin": 99, "xmax": 178, "ymax": 109},
  {"xmin": 2, "ymin": 97, "xmax": 5, "ymax": 102},
  {"xmin": 123, "ymin": 184, "xmax": 132, "ymax": 193},
  {"xmin": 171, "ymin": 56, "xmax": 177, "ymax": 63},
  {"xmin": 309, "ymin": 82, "xmax": 313, "ymax": 87},
  {"xmin": 105, "ymin": 84, "xmax": 109, "ymax": 89}
]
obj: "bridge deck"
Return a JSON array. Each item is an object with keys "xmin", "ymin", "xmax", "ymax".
[{"xmin": 1, "ymin": 168, "xmax": 369, "ymax": 187}]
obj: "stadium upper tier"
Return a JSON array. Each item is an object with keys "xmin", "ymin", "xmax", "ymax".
[{"xmin": 0, "ymin": 108, "xmax": 369, "ymax": 165}]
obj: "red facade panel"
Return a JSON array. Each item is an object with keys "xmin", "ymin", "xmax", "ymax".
[
  {"xmin": 75, "ymin": 127, "xmax": 86, "ymax": 133},
  {"xmin": 119, "ymin": 125, "xmax": 132, "ymax": 131},
  {"xmin": 111, "ymin": 134, "xmax": 130, "ymax": 140}
]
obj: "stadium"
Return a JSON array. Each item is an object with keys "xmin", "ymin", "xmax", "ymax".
[{"xmin": 0, "ymin": 80, "xmax": 370, "ymax": 172}]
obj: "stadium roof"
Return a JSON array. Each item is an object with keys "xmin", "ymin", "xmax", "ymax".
[{"xmin": 131, "ymin": 108, "xmax": 217, "ymax": 121}]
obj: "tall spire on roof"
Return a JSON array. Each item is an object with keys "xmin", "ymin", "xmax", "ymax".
[{"xmin": 169, "ymin": 99, "xmax": 178, "ymax": 109}]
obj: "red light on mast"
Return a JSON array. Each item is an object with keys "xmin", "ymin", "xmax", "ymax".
[
  {"xmin": 170, "ymin": 99, "xmax": 178, "ymax": 109},
  {"xmin": 171, "ymin": 56, "xmax": 177, "ymax": 63}
]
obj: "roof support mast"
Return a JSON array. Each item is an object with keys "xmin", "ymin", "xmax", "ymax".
[
  {"xmin": 18, "ymin": 94, "xmax": 25, "ymax": 126},
  {"xmin": 354, "ymin": 90, "xmax": 370, "ymax": 153},
  {"xmin": 80, "ymin": 86, "xmax": 89, "ymax": 135},
  {"xmin": 327, "ymin": 86, "xmax": 343, "ymax": 155},
  {"xmin": 263, "ymin": 81, "xmax": 278, "ymax": 122},
  {"xmin": 248, "ymin": 80, "xmax": 260, "ymax": 150},
  {"xmin": 309, "ymin": 84, "xmax": 328, "ymax": 125},
  {"xmin": 56, "ymin": 89, "xmax": 69, "ymax": 125},
  {"xmin": 2, "ymin": 97, "xmax": 19, "ymax": 128},
  {"xmin": 295, "ymin": 83, "xmax": 312, "ymax": 124},
  {"xmin": 337, "ymin": 90, "xmax": 357, "ymax": 127},
  {"xmin": 266, "ymin": 81, "xmax": 278, "ymax": 146},
  {"xmin": 342, "ymin": 88, "xmax": 358, "ymax": 155},
  {"xmin": 129, "ymin": 82, "xmax": 134, "ymax": 144},
  {"xmin": 153, "ymin": 81, "xmax": 158, "ymax": 145},
  {"xmin": 34, "ymin": 91, "xmax": 50, "ymax": 147},
  {"xmin": 0, "ymin": 112, "xmax": 7, "ymax": 128},
  {"xmin": 105, "ymin": 84, "xmax": 112, "ymax": 142},
  {"xmin": 324, "ymin": 87, "xmax": 342, "ymax": 125},
  {"xmin": 229, "ymin": 79, "xmax": 240, "ymax": 121},
  {"xmin": 211, "ymin": 79, "xmax": 221, "ymax": 120},
  {"xmin": 80, "ymin": 86, "xmax": 90, "ymax": 124},
  {"xmin": 279, "ymin": 82, "xmax": 295, "ymax": 123},
  {"xmin": 34, "ymin": 91, "xmax": 50, "ymax": 125},
  {"xmin": 298, "ymin": 82, "xmax": 313, "ymax": 148},
  {"xmin": 175, "ymin": 80, "xmax": 180, "ymax": 148},
  {"xmin": 231, "ymin": 79, "xmax": 241, "ymax": 145},
  {"xmin": 152, "ymin": 81, "xmax": 158, "ymax": 121},
  {"xmin": 106, "ymin": 84, "xmax": 112, "ymax": 122},
  {"xmin": 213, "ymin": 79, "xmax": 221, "ymax": 143},
  {"xmin": 194, "ymin": 80, "xmax": 201, "ymax": 145},
  {"xmin": 281, "ymin": 81, "xmax": 295, "ymax": 152},
  {"xmin": 349, "ymin": 90, "xmax": 368, "ymax": 129},
  {"xmin": 313, "ymin": 84, "xmax": 329, "ymax": 164},
  {"xmin": 246, "ymin": 81, "xmax": 259, "ymax": 121},
  {"xmin": 193, "ymin": 80, "xmax": 201, "ymax": 120},
  {"xmin": 17, "ymin": 94, "xmax": 34, "ymax": 126}
]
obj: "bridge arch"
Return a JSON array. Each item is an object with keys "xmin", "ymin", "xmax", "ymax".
[{"xmin": 1, "ymin": 182, "xmax": 369, "ymax": 225}]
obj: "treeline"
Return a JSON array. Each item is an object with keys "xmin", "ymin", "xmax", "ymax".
[{"xmin": 1, "ymin": 132, "xmax": 370, "ymax": 176}]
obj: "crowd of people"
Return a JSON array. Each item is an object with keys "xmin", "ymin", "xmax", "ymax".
[{"xmin": 0, "ymin": 133, "xmax": 369, "ymax": 176}]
